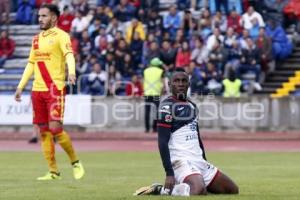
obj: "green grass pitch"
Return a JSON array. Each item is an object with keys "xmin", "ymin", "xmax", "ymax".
[{"xmin": 0, "ymin": 151, "xmax": 299, "ymax": 200}]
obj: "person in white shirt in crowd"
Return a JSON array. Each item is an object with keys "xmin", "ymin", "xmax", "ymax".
[
  {"xmin": 240, "ymin": 6, "xmax": 265, "ymax": 30},
  {"xmin": 206, "ymin": 28, "xmax": 224, "ymax": 51}
]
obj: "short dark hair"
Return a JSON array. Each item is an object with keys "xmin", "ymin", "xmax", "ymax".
[{"xmin": 40, "ymin": 4, "xmax": 60, "ymax": 18}]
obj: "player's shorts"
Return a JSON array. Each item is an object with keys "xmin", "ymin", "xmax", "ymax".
[
  {"xmin": 172, "ymin": 159, "xmax": 219, "ymax": 187},
  {"xmin": 31, "ymin": 88, "xmax": 66, "ymax": 124}
]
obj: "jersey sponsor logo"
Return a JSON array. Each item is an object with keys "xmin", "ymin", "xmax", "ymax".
[
  {"xmin": 165, "ymin": 114, "xmax": 172, "ymax": 122},
  {"xmin": 34, "ymin": 51, "xmax": 51, "ymax": 60}
]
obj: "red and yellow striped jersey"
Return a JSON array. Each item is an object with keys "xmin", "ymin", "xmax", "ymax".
[{"xmin": 18, "ymin": 27, "xmax": 75, "ymax": 91}]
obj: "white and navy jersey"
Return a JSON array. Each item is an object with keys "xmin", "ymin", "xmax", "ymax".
[{"xmin": 157, "ymin": 96, "xmax": 206, "ymax": 176}]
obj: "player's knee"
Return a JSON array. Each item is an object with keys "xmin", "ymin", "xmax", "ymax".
[{"xmin": 189, "ymin": 184, "xmax": 207, "ymax": 195}]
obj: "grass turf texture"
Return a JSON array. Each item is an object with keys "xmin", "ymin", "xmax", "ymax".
[{"xmin": 0, "ymin": 152, "xmax": 299, "ymax": 200}]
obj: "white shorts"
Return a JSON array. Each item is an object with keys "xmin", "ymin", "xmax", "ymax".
[{"xmin": 172, "ymin": 159, "xmax": 219, "ymax": 187}]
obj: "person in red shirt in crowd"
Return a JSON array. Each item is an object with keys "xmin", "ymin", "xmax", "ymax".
[
  {"xmin": 0, "ymin": 30, "xmax": 15, "ymax": 73},
  {"xmin": 175, "ymin": 41, "xmax": 191, "ymax": 69},
  {"xmin": 35, "ymin": 0, "xmax": 53, "ymax": 8},
  {"xmin": 58, "ymin": 6, "xmax": 75, "ymax": 33},
  {"xmin": 70, "ymin": 32, "xmax": 80, "ymax": 56},
  {"xmin": 227, "ymin": 10, "xmax": 242, "ymax": 35},
  {"xmin": 126, "ymin": 74, "xmax": 143, "ymax": 97}
]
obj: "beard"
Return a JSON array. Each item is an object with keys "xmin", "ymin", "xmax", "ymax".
[{"xmin": 40, "ymin": 21, "xmax": 52, "ymax": 30}]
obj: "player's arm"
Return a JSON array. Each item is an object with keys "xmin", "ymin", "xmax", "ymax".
[
  {"xmin": 60, "ymin": 32, "xmax": 76, "ymax": 85},
  {"xmin": 157, "ymin": 102, "xmax": 175, "ymax": 190},
  {"xmin": 15, "ymin": 45, "xmax": 35, "ymax": 102}
]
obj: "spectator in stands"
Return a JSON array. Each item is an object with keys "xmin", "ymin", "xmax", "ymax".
[
  {"xmin": 143, "ymin": 40, "xmax": 160, "ymax": 67},
  {"xmin": 115, "ymin": 38, "xmax": 130, "ymax": 75},
  {"xmin": 163, "ymin": 5, "xmax": 181, "ymax": 40},
  {"xmin": 71, "ymin": 32, "xmax": 80, "ymax": 56},
  {"xmin": 227, "ymin": 9, "xmax": 242, "ymax": 34},
  {"xmin": 88, "ymin": 18, "xmax": 102, "ymax": 40},
  {"xmin": 224, "ymin": 41, "xmax": 242, "ymax": 78},
  {"xmin": 181, "ymin": 10, "xmax": 193, "ymax": 38},
  {"xmin": 222, "ymin": 68, "xmax": 242, "ymax": 97},
  {"xmin": 147, "ymin": 9, "xmax": 163, "ymax": 34},
  {"xmin": 207, "ymin": 28, "xmax": 224, "ymax": 51},
  {"xmin": 121, "ymin": 53, "xmax": 134, "ymax": 78},
  {"xmin": 107, "ymin": 64, "xmax": 122, "ymax": 95},
  {"xmin": 256, "ymin": 27, "xmax": 272, "ymax": 72},
  {"xmin": 125, "ymin": 18, "xmax": 145, "ymax": 44},
  {"xmin": 0, "ymin": 0, "xmax": 10, "ymax": 25},
  {"xmin": 94, "ymin": 5, "xmax": 110, "ymax": 25},
  {"xmin": 237, "ymin": 37, "xmax": 261, "ymax": 83},
  {"xmin": 173, "ymin": 28, "xmax": 185, "ymax": 48},
  {"xmin": 73, "ymin": 0, "xmax": 89, "ymax": 16},
  {"xmin": 175, "ymin": 41, "xmax": 191, "ymax": 69},
  {"xmin": 215, "ymin": 0, "xmax": 229, "ymax": 15},
  {"xmin": 106, "ymin": 17, "xmax": 123, "ymax": 36},
  {"xmin": 16, "ymin": 0, "xmax": 35, "ymax": 24},
  {"xmin": 125, "ymin": 74, "xmax": 143, "ymax": 97},
  {"xmin": 94, "ymin": 25, "xmax": 114, "ymax": 57},
  {"xmin": 199, "ymin": 18, "xmax": 212, "ymax": 41},
  {"xmin": 160, "ymin": 40, "xmax": 177, "ymax": 70},
  {"xmin": 130, "ymin": 32, "xmax": 144, "ymax": 71},
  {"xmin": 0, "ymin": 30, "xmax": 15, "ymax": 73},
  {"xmin": 203, "ymin": 61, "xmax": 222, "ymax": 95},
  {"xmin": 189, "ymin": 60, "xmax": 205, "ymax": 95},
  {"xmin": 113, "ymin": 0, "xmax": 136, "ymax": 23},
  {"xmin": 265, "ymin": 20, "xmax": 293, "ymax": 60},
  {"xmin": 58, "ymin": 5, "xmax": 75, "ymax": 33},
  {"xmin": 79, "ymin": 30, "xmax": 93, "ymax": 59},
  {"xmin": 211, "ymin": 11, "xmax": 227, "ymax": 33},
  {"xmin": 83, "ymin": 62, "xmax": 107, "ymax": 95},
  {"xmin": 249, "ymin": 17, "xmax": 261, "ymax": 40},
  {"xmin": 190, "ymin": 37, "xmax": 209, "ymax": 65},
  {"xmin": 209, "ymin": 39, "xmax": 228, "ymax": 72},
  {"xmin": 240, "ymin": 6, "xmax": 265, "ymax": 30},
  {"xmin": 238, "ymin": 29, "xmax": 250, "ymax": 49},
  {"xmin": 224, "ymin": 27, "xmax": 238, "ymax": 49},
  {"xmin": 71, "ymin": 10, "xmax": 90, "ymax": 38}
]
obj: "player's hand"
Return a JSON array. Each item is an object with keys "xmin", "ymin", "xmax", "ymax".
[
  {"xmin": 164, "ymin": 176, "xmax": 176, "ymax": 193},
  {"xmin": 15, "ymin": 88, "xmax": 22, "ymax": 102},
  {"xmin": 68, "ymin": 74, "xmax": 76, "ymax": 85}
]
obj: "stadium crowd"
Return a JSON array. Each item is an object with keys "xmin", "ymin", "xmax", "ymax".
[{"xmin": 1, "ymin": 0, "xmax": 299, "ymax": 97}]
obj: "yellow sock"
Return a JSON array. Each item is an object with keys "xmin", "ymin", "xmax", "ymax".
[
  {"xmin": 56, "ymin": 131, "xmax": 78, "ymax": 163},
  {"xmin": 41, "ymin": 131, "xmax": 58, "ymax": 173}
]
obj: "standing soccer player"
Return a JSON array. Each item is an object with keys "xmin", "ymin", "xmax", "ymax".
[
  {"xmin": 135, "ymin": 69, "xmax": 238, "ymax": 196},
  {"xmin": 14, "ymin": 4, "xmax": 85, "ymax": 180}
]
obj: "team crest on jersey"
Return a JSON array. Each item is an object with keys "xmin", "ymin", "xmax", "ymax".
[
  {"xmin": 165, "ymin": 114, "xmax": 172, "ymax": 122},
  {"xmin": 159, "ymin": 105, "xmax": 171, "ymax": 114}
]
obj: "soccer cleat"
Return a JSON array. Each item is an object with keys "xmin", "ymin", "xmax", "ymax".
[
  {"xmin": 72, "ymin": 161, "xmax": 85, "ymax": 180},
  {"xmin": 37, "ymin": 172, "xmax": 62, "ymax": 180},
  {"xmin": 133, "ymin": 183, "xmax": 163, "ymax": 196}
]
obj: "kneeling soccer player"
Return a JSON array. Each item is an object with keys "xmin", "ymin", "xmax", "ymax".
[{"xmin": 134, "ymin": 70, "xmax": 238, "ymax": 196}]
